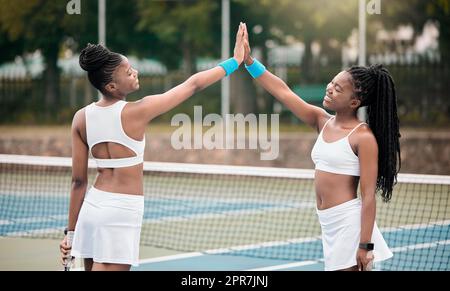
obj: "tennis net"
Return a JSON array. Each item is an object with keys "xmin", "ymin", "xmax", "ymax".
[{"xmin": 0, "ymin": 154, "xmax": 449, "ymax": 270}]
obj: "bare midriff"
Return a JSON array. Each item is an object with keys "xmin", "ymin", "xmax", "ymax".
[{"xmin": 314, "ymin": 170, "xmax": 359, "ymax": 210}]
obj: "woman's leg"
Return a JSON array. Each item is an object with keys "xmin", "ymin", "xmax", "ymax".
[
  {"xmin": 91, "ymin": 262, "xmax": 131, "ymax": 271},
  {"xmin": 337, "ymin": 265, "xmax": 359, "ymax": 271},
  {"xmin": 84, "ymin": 258, "xmax": 94, "ymax": 271}
]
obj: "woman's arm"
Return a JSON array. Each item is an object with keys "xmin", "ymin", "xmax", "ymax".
[
  {"xmin": 242, "ymin": 24, "xmax": 329, "ymax": 130},
  {"xmin": 68, "ymin": 109, "xmax": 89, "ymax": 231},
  {"xmin": 60, "ymin": 109, "xmax": 89, "ymax": 264},
  {"xmin": 134, "ymin": 23, "xmax": 246, "ymax": 124},
  {"xmin": 135, "ymin": 66, "xmax": 229, "ymax": 123},
  {"xmin": 356, "ymin": 128, "xmax": 379, "ymax": 270}
]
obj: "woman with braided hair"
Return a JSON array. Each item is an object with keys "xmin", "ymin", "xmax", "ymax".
[
  {"xmin": 242, "ymin": 24, "xmax": 399, "ymax": 271},
  {"xmin": 59, "ymin": 23, "xmax": 246, "ymax": 271}
]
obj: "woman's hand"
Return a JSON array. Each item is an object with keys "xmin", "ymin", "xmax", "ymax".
[
  {"xmin": 233, "ymin": 22, "xmax": 246, "ymax": 65},
  {"xmin": 59, "ymin": 235, "xmax": 72, "ymax": 266},
  {"xmin": 356, "ymin": 248, "xmax": 374, "ymax": 271},
  {"xmin": 242, "ymin": 23, "xmax": 253, "ymax": 66}
]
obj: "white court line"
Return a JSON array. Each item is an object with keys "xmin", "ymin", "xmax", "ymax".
[
  {"xmin": 0, "ymin": 202, "xmax": 315, "ymax": 235},
  {"xmin": 382, "ymin": 220, "xmax": 450, "ymax": 232},
  {"xmin": 142, "ymin": 202, "xmax": 315, "ymax": 225},
  {"xmin": 5, "ymin": 227, "xmax": 59, "ymax": 237},
  {"xmin": 390, "ymin": 239, "xmax": 450, "ymax": 253},
  {"xmin": 131, "ymin": 220, "xmax": 450, "ymax": 270},
  {"xmin": 134, "ymin": 220, "xmax": 449, "ymax": 261},
  {"xmin": 69, "ymin": 252, "xmax": 206, "ymax": 271},
  {"xmin": 139, "ymin": 252, "xmax": 205, "ymax": 264},
  {"xmin": 247, "ymin": 261, "xmax": 319, "ymax": 271},
  {"xmin": 12, "ymin": 217, "xmax": 60, "ymax": 224},
  {"xmin": 67, "ymin": 223, "xmax": 450, "ymax": 271},
  {"xmin": 205, "ymin": 237, "xmax": 321, "ymax": 255},
  {"xmin": 0, "ymin": 220, "xmax": 10, "ymax": 226},
  {"xmin": 70, "ymin": 219, "xmax": 450, "ymax": 270},
  {"xmin": 245, "ymin": 239, "xmax": 450, "ymax": 271},
  {"xmin": 14, "ymin": 204, "xmax": 449, "ymax": 237}
]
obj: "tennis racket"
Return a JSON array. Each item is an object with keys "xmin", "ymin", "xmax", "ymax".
[{"xmin": 64, "ymin": 231, "xmax": 75, "ymax": 271}]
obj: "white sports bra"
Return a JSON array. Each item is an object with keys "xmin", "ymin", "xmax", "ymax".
[
  {"xmin": 311, "ymin": 116, "xmax": 366, "ymax": 176},
  {"xmin": 85, "ymin": 100, "xmax": 145, "ymax": 168}
]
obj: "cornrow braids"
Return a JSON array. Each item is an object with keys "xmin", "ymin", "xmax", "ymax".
[
  {"xmin": 79, "ymin": 43, "xmax": 123, "ymax": 96},
  {"xmin": 347, "ymin": 64, "xmax": 401, "ymax": 202}
]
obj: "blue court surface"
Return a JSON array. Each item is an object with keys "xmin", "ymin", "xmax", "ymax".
[
  {"xmin": 1, "ymin": 194, "xmax": 449, "ymax": 271},
  {"xmin": 130, "ymin": 222, "xmax": 450, "ymax": 271}
]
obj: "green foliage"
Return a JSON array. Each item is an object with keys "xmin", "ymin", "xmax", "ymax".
[
  {"xmin": 0, "ymin": 0, "xmax": 448, "ymax": 125},
  {"xmin": 137, "ymin": 0, "xmax": 219, "ymax": 70},
  {"xmin": 0, "ymin": 0, "xmax": 68, "ymax": 54},
  {"xmin": 372, "ymin": 0, "xmax": 450, "ymax": 59}
]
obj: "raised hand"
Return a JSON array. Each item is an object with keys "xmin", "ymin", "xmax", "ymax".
[
  {"xmin": 242, "ymin": 23, "xmax": 253, "ymax": 66},
  {"xmin": 233, "ymin": 22, "xmax": 245, "ymax": 65}
]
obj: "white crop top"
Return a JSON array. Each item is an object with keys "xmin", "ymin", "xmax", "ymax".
[
  {"xmin": 85, "ymin": 100, "xmax": 145, "ymax": 168},
  {"xmin": 311, "ymin": 116, "xmax": 366, "ymax": 176}
]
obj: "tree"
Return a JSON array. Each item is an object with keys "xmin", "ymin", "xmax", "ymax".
[
  {"xmin": 259, "ymin": 0, "xmax": 358, "ymax": 82},
  {"xmin": 229, "ymin": 0, "xmax": 359, "ymax": 114},
  {"xmin": 0, "ymin": 0, "xmax": 159, "ymax": 120},
  {"xmin": 137, "ymin": 0, "xmax": 219, "ymax": 75},
  {"xmin": 376, "ymin": 0, "xmax": 450, "ymax": 61},
  {"xmin": 0, "ymin": 31, "xmax": 25, "ymax": 64},
  {"xmin": 136, "ymin": 0, "xmax": 273, "ymax": 115},
  {"xmin": 0, "ymin": 0, "xmax": 70, "ymax": 112}
]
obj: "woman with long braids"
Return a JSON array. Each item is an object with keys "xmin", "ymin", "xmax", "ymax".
[
  {"xmin": 59, "ymin": 23, "xmax": 246, "ymax": 271},
  {"xmin": 242, "ymin": 24, "xmax": 399, "ymax": 271}
]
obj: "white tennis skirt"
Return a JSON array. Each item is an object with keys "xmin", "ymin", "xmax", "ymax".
[
  {"xmin": 316, "ymin": 198, "xmax": 393, "ymax": 271},
  {"xmin": 71, "ymin": 186, "xmax": 144, "ymax": 267}
]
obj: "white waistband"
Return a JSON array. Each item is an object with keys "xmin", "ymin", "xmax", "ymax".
[
  {"xmin": 94, "ymin": 153, "xmax": 144, "ymax": 168},
  {"xmin": 87, "ymin": 186, "xmax": 144, "ymax": 201}
]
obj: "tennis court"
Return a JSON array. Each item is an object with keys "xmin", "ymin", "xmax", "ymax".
[{"xmin": 0, "ymin": 155, "xmax": 449, "ymax": 271}]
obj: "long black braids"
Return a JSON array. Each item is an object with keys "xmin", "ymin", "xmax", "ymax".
[
  {"xmin": 79, "ymin": 43, "xmax": 123, "ymax": 96},
  {"xmin": 347, "ymin": 64, "xmax": 401, "ymax": 202}
]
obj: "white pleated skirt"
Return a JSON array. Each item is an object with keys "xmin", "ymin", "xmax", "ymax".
[
  {"xmin": 316, "ymin": 198, "xmax": 393, "ymax": 271},
  {"xmin": 71, "ymin": 187, "xmax": 144, "ymax": 267}
]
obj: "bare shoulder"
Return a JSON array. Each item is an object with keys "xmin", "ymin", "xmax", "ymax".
[
  {"xmin": 124, "ymin": 97, "xmax": 156, "ymax": 116},
  {"xmin": 316, "ymin": 112, "xmax": 334, "ymax": 132},
  {"xmin": 71, "ymin": 108, "xmax": 88, "ymax": 143},
  {"xmin": 124, "ymin": 98, "xmax": 147, "ymax": 113},
  {"xmin": 355, "ymin": 124, "xmax": 378, "ymax": 149},
  {"xmin": 72, "ymin": 108, "xmax": 86, "ymax": 127},
  {"xmin": 124, "ymin": 95, "xmax": 166, "ymax": 125}
]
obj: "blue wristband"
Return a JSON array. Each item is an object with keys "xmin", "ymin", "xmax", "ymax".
[
  {"xmin": 245, "ymin": 58, "xmax": 266, "ymax": 78},
  {"xmin": 218, "ymin": 58, "xmax": 239, "ymax": 77}
]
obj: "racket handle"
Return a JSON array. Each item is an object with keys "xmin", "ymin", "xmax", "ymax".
[{"xmin": 64, "ymin": 231, "xmax": 75, "ymax": 271}]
